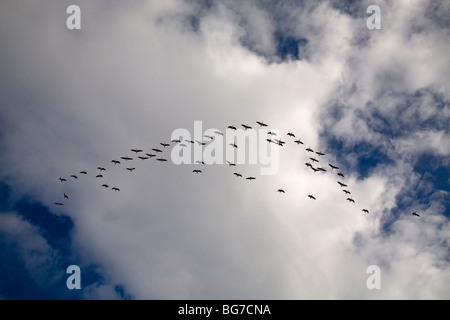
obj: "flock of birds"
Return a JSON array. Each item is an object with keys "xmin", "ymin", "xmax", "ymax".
[{"xmin": 53, "ymin": 120, "xmax": 421, "ymax": 219}]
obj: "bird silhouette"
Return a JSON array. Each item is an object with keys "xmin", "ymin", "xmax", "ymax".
[
  {"xmin": 152, "ymin": 148, "xmax": 162, "ymax": 153},
  {"xmin": 306, "ymin": 147, "xmax": 314, "ymax": 152},
  {"xmin": 412, "ymin": 212, "xmax": 420, "ymax": 217},
  {"xmin": 316, "ymin": 151, "xmax": 325, "ymax": 156},
  {"xmin": 156, "ymin": 158, "xmax": 167, "ymax": 162},
  {"xmin": 362, "ymin": 209, "xmax": 369, "ymax": 213},
  {"xmin": 97, "ymin": 167, "xmax": 106, "ymax": 171},
  {"xmin": 131, "ymin": 148, "xmax": 143, "ymax": 153},
  {"xmin": 346, "ymin": 198, "xmax": 355, "ymax": 203},
  {"xmin": 79, "ymin": 171, "xmax": 88, "ymax": 175},
  {"xmin": 195, "ymin": 140, "xmax": 206, "ymax": 146},
  {"xmin": 256, "ymin": 121, "xmax": 268, "ymax": 127},
  {"xmin": 160, "ymin": 143, "xmax": 170, "ymax": 147},
  {"xmin": 112, "ymin": 187, "xmax": 120, "ymax": 191},
  {"xmin": 111, "ymin": 159, "xmax": 121, "ymax": 164},
  {"xmin": 227, "ymin": 125, "xmax": 237, "ymax": 130},
  {"xmin": 121, "ymin": 156, "xmax": 133, "ymax": 161},
  {"xmin": 59, "ymin": 177, "xmax": 66, "ymax": 182},
  {"xmin": 308, "ymin": 195, "xmax": 316, "ymax": 200},
  {"xmin": 246, "ymin": 176, "xmax": 256, "ymax": 180},
  {"xmin": 54, "ymin": 202, "xmax": 64, "ymax": 206},
  {"xmin": 277, "ymin": 188, "xmax": 285, "ymax": 193},
  {"xmin": 192, "ymin": 169, "xmax": 202, "ymax": 174},
  {"xmin": 287, "ymin": 132, "xmax": 295, "ymax": 137},
  {"xmin": 126, "ymin": 167, "xmax": 136, "ymax": 172},
  {"xmin": 96, "ymin": 174, "xmax": 103, "ymax": 178},
  {"xmin": 101, "ymin": 184, "xmax": 109, "ymax": 188},
  {"xmin": 337, "ymin": 181, "xmax": 348, "ymax": 187},
  {"xmin": 70, "ymin": 175, "xmax": 78, "ymax": 179},
  {"xmin": 64, "ymin": 193, "xmax": 69, "ymax": 199},
  {"xmin": 241, "ymin": 124, "xmax": 252, "ymax": 130},
  {"xmin": 227, "ymin": 161, "xmax": 236, "ymax": 167},
  {"xmin": 329, "ymin": 164, "xmax": 339, "ymax": 170},
  {"xmin": 294, "ymin": 140, "xmax": 304, "ymax": 145},
  {"xmin": 233, "ymin": 173, "xmax": 242, "ymax": 177}
]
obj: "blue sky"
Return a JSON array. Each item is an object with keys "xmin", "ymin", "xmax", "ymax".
[{"xmin": 0, "ymin": 0, "xmax": 449, "ymax": 299}]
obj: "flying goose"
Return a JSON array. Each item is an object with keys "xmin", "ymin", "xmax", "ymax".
[
  {"xmin": 337, "ymin": 181, "xmax": 348, "ymax": 187},
  {"xmin": 256, "ymin": 121, "xmax": 268, "ymax": 127}
]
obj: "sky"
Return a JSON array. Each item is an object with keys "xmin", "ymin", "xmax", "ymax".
[{"xmin": 0, "ymin": 0, "xmax": 449, "ymax": 300}]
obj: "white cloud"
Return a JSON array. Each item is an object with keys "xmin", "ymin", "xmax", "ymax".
[{"xmin": 0, "ymin": 212, "xmax": 61, "ymax": 289}]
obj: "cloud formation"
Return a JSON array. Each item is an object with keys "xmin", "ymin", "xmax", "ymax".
[{"xmin": 0, "ymin": 0, "xmax": 448, "ymax": 299}]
